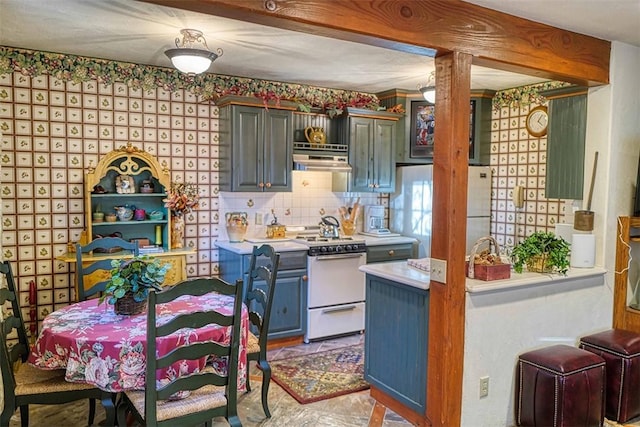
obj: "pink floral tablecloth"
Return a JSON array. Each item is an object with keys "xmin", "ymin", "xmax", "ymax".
[{"xmin": 28, "ymin": 293, "xmax": 248, "ymax": 393}]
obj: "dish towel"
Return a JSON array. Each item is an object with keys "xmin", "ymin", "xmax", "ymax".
[{"xmin": 407, "ymin": 257, "xmax": 431, "ymax": 272}]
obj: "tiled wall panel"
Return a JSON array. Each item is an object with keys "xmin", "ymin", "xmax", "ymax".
[
  {"xmin": 489, "ymin": 103, "xmax": 568, "ymax": 253},
  {"xmin": 0, "ymin": 72, "xmax": 219, "ymax": 330}
]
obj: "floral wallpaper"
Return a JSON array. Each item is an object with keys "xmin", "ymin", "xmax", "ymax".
[
  {"xmin": 491, "ymin": 81, "xmax": 571, "ymax": 110},
  {"xmin": 0, "ymin": 47, "xmax": 379, "ymax": 116}
]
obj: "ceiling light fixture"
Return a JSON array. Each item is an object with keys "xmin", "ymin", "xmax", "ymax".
[
  {"xmin": 165, "ymin": 29, "xmax": 223, "ymax": 75},
  {"xmin": 418, "ymin": 71, "xmax": 436, "ymax": 103}
]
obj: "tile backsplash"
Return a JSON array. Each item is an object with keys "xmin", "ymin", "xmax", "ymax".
[{"xmin": 219, "ymin": 171, "xmax": 384, "ymax": 240}]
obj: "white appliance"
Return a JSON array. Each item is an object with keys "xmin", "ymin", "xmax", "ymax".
[
  {"xmin": 360, "ymin": 205, "xmax": 400, "ymax": 237},
  {"xmin": 364, "ymin": 205, "xmax": 386, "ymax": 233},
  {"xmin": 389, "ymin": 165, "xmax": 492, "ymax": 258},
  {"xmin": 293, "ymin": 234, "xmax": 367, "ymax": 343}
]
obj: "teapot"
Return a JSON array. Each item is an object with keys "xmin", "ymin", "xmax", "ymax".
[
  {"xmin": 115, "ymin": 206, "xmax": 134, "ymax": 221},
  {"xmin": 304, "ymin": 126, "xmax": 326, "ymax": 146},
  {"xmin": 319, "ymin": 215, "xmax": 340, "ymax": 238}
]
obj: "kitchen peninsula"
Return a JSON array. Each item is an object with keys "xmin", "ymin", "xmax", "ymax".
[{"xmin": 359, "ymin": 261, "xmax": 609, "ymax": 426}]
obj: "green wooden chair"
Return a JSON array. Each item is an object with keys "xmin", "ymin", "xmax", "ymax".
[
  {"xmin": 116, "ymin": 276, "xmax": 244, "ymax": 426},
  {"xmin": 0, "ymin": 260, "xmax": 115, "ymax": 427},
  {"xmin": 75, "ymin": 236, "xmax": 139, "ymax": 301},
  {"xmin": 244, "ymin": 244, "xmax": 280, "ymax": 418}
]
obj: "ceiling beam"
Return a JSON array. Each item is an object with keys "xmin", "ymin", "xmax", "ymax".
[{"xmin": 140, "ymin": 0, "xmax": 610, "ymax": 86}]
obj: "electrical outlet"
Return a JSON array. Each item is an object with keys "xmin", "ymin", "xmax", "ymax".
[
  {"xmin": 479, "ymin": 376, "xmax": 489, "ymax": 398},
  {"xmin": 430, "ymin": 258, "xmax": 447, "ymax": 283},
  {"xmin": 255, "ymin": 212, "xmax": 263, "ymax": 225}
]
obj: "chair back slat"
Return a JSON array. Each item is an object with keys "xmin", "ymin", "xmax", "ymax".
[
  {"xmin": 75, "ymin": 238, "xmax": 139, "ymax": 301},
  {"xmin": 1, "ymin": 260, "xmax": 118, "ymax": 426},
  {"xmin": 245, "ymin": 245, "xmax": 280, "ymax": 357},
  {"xmin": 245, "ymin": 245, "xmax": 280, "ymax": 347},
  {"xmin": 156, "ymin": 341, "xmax": 226, "ymax": 370},
  {"xmin": 0, "ymin": 261, "xmax": 29, "ymax": 403},
  {"xmin": 143, "ymin": 276, "xmax": 244, "ymax": 425},
  {"xmin": 157, "ymin": 310, "xmax": 233, "ymax": 337}
]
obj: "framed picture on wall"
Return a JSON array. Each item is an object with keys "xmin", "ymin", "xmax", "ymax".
[
  {"xmin": 410, "ymin": 100, "xmax": 477, "ymax": 160},
  {"xmin": 410, "ymin": 101, "xmax": 435, "ymax": 158}
]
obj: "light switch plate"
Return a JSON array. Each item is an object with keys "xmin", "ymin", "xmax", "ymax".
[{"xmin": 431, "ymin": 258, "xmax": 447, "ymax": 283}]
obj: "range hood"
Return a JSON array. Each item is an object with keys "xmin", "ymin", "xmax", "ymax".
[{"xmin": 293, "ymin": 153, "xmax": 352, "ymax": 173}]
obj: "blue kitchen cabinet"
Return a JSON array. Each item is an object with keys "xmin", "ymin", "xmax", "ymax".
[
  {"xmin": 219, "ymin": 248, "xmax": 307, "ymax": 340},
  {"xmin": 217, "ymin": 96, "xmax": 294, "ymax": 193},
  {"xmin": 333, "ymin": 108, "xmax": 401, "ymax": 193},
  {"xmin": 366, "ymin": 242, "xmax": 418, "ymax": 263},
  {"xmin": 365, "ymin": 274, "xmax": 429, "ymax": 413}
]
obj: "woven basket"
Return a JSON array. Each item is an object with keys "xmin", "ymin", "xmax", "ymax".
[
  {"xmin": 526, "ymin": 254, "xmax": 553, "ymax": 273},
  {"xmin": 114, "ymin": 293, "xmax": 147, "ymax": 315},
  {"xmin": 466, "ymin": 236, "xmax": 511, "ymax": 281}
]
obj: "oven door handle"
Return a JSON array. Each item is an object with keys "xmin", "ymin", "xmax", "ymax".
[
  {"xmin": 322, "ymin": 305, "xmax": 357, "ymax": 314},
  {"xmin": 313, "ymin": 253, "xmax": 365, "ymax": 261}
]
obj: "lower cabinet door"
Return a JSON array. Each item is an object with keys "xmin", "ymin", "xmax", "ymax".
[
  {"xmin": 265, "ymin": 269, "xmax": 307, "ymax": 339},
  {"xmin": 306, "ymin": 302, "xmax": 365, "ymax": 342},
  {"xmin": 365, "ymin": 275, "xmax": 429, "ymax": 413}
]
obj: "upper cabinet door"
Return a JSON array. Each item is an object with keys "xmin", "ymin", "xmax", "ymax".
[
  {"xmin": 219, "ymin": 98, "xmax": 293, "ymax": 193},
  {"xmin": 340, "ymin": 109, "xmax": 400, "ymax": 193},
  {"xmin": 232, "ymin": 106, "xmax": 263, "ymax": 191},
  {"xmin": 372, "ymin": 119, "xmax": 396, "ymax": 193},
  {"xmin": 263, "ymin": 109, "xmax": 293, "ymax": 192},
  {"xmin": 543, "ymin": 87, "xmax": 588, "ymax": 200},
  {"xmin": 350, "ymin": 117, "xmax": 375, "ymax": 192}
]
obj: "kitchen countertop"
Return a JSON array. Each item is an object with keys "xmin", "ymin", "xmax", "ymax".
[
  {"xmin": 359, "ymin": 234, "xmax": 418, "ymax": 246},
  {"xmin": 214, "ymin": 239, "xmax": 308, "ymax": 254},
  {"xmin": 360, "ymin": 261, "xmax": 431, "ymax": 290},
  {"xmin": 465, "ymin": 266, "xmax": 607, "ymax": 293},
  {"xmin": 359, "ymin": 260, "xmax": 607, "ymax": 293}
]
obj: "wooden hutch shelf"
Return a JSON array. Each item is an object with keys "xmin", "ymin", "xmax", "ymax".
[
  {"xmin": 613, "ymin": 216, "xmax": 640, "ymax": 332},
  {"xmin": 57, "ymin": 143, "xmax": 194, "ymax": 296}
]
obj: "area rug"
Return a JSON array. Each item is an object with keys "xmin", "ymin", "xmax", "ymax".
[{"xmin": 270, "ymin": 344, "xmax": 369, "ymax": 404}]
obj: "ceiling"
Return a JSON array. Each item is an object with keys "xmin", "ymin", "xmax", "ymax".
[{"xmin": 1, "ymin": 0, "xmax": 638, "ymax": 94}]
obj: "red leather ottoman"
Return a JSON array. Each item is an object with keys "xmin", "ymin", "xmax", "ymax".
[
  {"xmin": 516, "ymin": 344, "xmax": 605, "ymax": 427},
  {"xmin": 580, "ymin": 329, "xmax": 640, "ymax": 423}
]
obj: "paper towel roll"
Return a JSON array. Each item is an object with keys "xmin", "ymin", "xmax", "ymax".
[{"xmin": 570, "ymin": 234, "xmax": 595, "ymax": 268}]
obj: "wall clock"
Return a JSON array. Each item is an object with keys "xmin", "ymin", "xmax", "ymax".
[{"xmin": 526, "ymin": 105, "xmax": 548, "ymax": 137}]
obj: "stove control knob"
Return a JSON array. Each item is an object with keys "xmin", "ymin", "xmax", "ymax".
[
  {"xmin": 321, "ymin": 247, "xmax": 327, "ymax": 253},
  {"xmin": 336, "ymin": 245, "xmax": 344, "ymax": 253}
]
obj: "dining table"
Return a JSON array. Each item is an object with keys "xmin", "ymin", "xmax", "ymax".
[{"xmin": 28, "ymin": 292, "xmax": 249, "ymax": 394}]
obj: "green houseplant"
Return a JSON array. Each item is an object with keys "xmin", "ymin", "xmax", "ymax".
[
  {"xmin": 511, "ymin": 231, "xmax": 571, "ymax": 275},
  {"xmin": 99, "ymin": 255, "xmax": 171, "ymax": 315}
]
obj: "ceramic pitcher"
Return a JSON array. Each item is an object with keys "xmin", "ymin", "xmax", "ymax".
[{"xmin": 226, "ymin": 212, "xmax": 248, "ymax": 242}]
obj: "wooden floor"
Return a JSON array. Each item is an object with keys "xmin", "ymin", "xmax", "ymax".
[{"xmin": 8, "ymin": 334, "xmax": 412, "ymax": 427}]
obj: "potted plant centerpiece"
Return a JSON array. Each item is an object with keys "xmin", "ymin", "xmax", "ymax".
[
  {"xmin": 99, "ymin": 255, "xmax": 171, "ymax": 315},
  {"xmin": 511, "ymin": 231, "xmax": 571, "ymax": 275}
]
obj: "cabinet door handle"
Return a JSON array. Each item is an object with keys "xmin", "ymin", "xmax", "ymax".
[
  {"xmin": 322, "ymin": 305, "xmax": 356, "ymax": 314},
  {"xmin": 258, "ymin": 182, "xmax": 264, "ymax": 188},
  {"xmin": 265, "ymin": 182, "xmax": 271, "ymax": 188},
  {"xmin": 302, "ymin": 275, "xmax": 308, "ymax": 281},
  {"xmin": 388, "ymin": 250, "xmax": 395, "ymax": 256}
]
